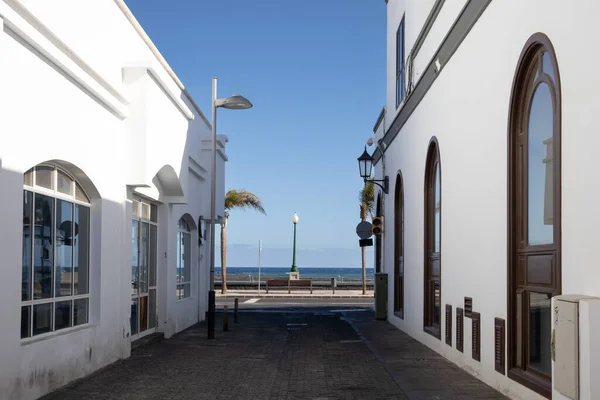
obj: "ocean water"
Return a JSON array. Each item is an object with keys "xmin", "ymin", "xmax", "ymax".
[{"xmin": 215, "ymin": 266, "xmax": 374, "ymax": 281}]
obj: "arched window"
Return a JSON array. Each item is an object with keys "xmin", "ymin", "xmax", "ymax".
[
  {"xmin": 424, "ymin": 139, "xmax": 441, "ymax": 338},
  {"xmin": 394, "ymin": 172, "xmax": 404, "ymax": 318},
  {"xmin": 508, "ymin": 33, "xmax": 561, "ymax": 397},
  {"xmin": 176, "ymin": 218, "xmax": 192, "ymax": 300},
  {"xmin": 21, "ymin": 165, "xmax": 90, "ymax": 338}
]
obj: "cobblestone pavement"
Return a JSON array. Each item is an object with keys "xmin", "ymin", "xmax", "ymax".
[{"xmin": 42, "ymin": 308, "xmax": 507, "ymax": 400}]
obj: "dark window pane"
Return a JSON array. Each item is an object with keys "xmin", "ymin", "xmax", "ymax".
[
  {"xmin": 149, "ymin": 225, "xmax": 157, "ymax": 287},
  {"xmin": 149, "ymin": 289, "xmax": 156, "ymax": 329},
  {"xmin": 22, "ymin": 191, "xmax": 33, "ymax": 301},
  {"xmin": 433, "ymin": 281, "xmax": 441, "ymax": 326},
  {"xmin": 529, "ymin": 293, "xmax": 552, "ymax": 375},
  {"xmin": 74, "ymin": 205, "xmax": 90, "ymax": 295},
  {"xmin": 24, "ymin": 168, "xmax": 33, "ymax": 186},
  {"xmin": 150, "ymin": 204, "xmax": 158, "ymax": 223},
  {"xmin": 33, "ymin": 303, "xmax": 52, "ymax": 336},
  {"xmin": 34, "ymin": 194, "xmax": 54, "ymax": 299},
  {"xmin": 139, "ymin": 223, "xmax": 149, "ymax": 294},
  {"xmin": 75, "ymin": 183, "xmax": 89, "ymax": 202},
  {"xmin": 57, "ymin": 171, "xmax": 73, "ymax": 195},
  {"xmin": 21, "ymin": 306, "xmax": 31, "ymax": 338},
  {"xmin": 527, "ymin": 83, "xmax": 554, "ymax": 246},
  {"xmin": 55, "ymin": 300, "xmax": 72, "ymax": 330},
  {"xmin": 35, "ymin": 166, "xmax": 54, "ymax": 189},
  {"xmin": 131, "ymin": 220, "xmax": 139, "ymax": 296},
  {"xmin": 56, "ymin": 200, "xmax": 74, "ymax": 297},
  {"xmin": 74, "ymin": 298, "xmax": 89, "ymax": 326},
  {"xmin": 131, "ymin": 300, "xmax": 138, "ymax": 335}
]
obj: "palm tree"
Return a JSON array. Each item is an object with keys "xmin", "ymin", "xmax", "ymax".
[
  {"xmin": 221, "ymin": 189, "xmax": 266, "ymax": 294},
  {"xmin": 358, "ymin": 181, "xmax": 375, "ymax": 295}
]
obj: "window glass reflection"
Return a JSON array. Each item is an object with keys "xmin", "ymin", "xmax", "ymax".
[
  {"xmin": 434, "ymin": 163, "xmax": 441, "ymax": 252},
  {"xmin": 527, "ymin": 83, "xmax": 554, "ymax": 245}
]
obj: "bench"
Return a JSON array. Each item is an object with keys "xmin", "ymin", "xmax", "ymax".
[{"xmin": 266, "ymin": 279, "xmax": 313, "ymax": 294}]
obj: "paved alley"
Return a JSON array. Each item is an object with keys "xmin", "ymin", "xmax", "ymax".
[{"xmin": 41, "ymin": 309, "xmax": 507, "ymax": 400}]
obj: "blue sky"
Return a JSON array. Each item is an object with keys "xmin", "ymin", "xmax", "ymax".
[{"xmin": 125, "ymin": 0, "xmax": 386, "ymax": 258}]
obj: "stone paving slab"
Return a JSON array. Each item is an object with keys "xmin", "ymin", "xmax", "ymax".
[{"xmin": 41, "ymin": 309, "xmax": 507, "ymax": 400}]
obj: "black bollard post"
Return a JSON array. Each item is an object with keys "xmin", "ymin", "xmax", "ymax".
[
  {"xmin": 208, "ymin": 290, "xmax": 216, "ymax": 339},
  {"xmin": 223, "ymin": 305, "xmax": 229, "ymax": 331},
  {"xmin": 234, "ymin": 298, "xmax": 239, "ymax": 324}
]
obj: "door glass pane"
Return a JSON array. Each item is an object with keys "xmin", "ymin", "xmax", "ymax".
[
  {"xmin": 139, "ymin": 223, "xmax": 149, "ymax": 294},
  {"xmin": 74, "ymin": 298, "xmax": 89, "ymax": 326},
  {"xmin": 56, "ymin": 200, "xmax": 73, "ymax": 297},
  {"xmin": 35, "ymin": 166, "xmax": 54, "ymax": 189},
  {"xmin": 34, "ymin": 194, "xmax": 54, "ymax": 299},
  {"xmin": 33, "ymin": 303, "xmax": 52, "ymax": 336},
  {"xmin": 57, "ymin": 171, "xmax": 73, "ymax": 195},
  {"xmin": 434, "ymin": 163, "xmax": 441, "ymax": 252},
  {"xmin": 184, "ymin": 232, "xmax": 191, "ymax": 283},
  {"xmin": 74, "ymin": 205, "xmax": 90, "ymax": 295},
  {"xmin": 177, "ymin": 231, "xmax": 182, "ymax": 283},
  {"xmin": 139, "ymin": 296, "xmax": 148, "ymax": 333},
  {"xmin": 55, "ymin": 300, "xmax": 72, "ymax": 330},
  {"xmin": 529, "ymin": 292, "xmax": 552, "ymax": 375},
  {"xmin": 528, "ymin": 83, "xmax": 554, "ymax": 246},
  {"xmin": 150, "ymin": 204, "xmax": 158, "ymax": 223},
  {"xmin": 149, "ymin": 225, "xmax": 157, "ymax": 287},
  {"xmin": 130, "ymin": 299, "xmax": 138, "ymax": 335},
  {"xmin": 131, "ymin": 221, "xmax": 139, "ymax": 296},
  {"xmin": 21, "ymin": 305, "xmax": 31, "ymax": 338},
  {"xmin": 149, "ymin": 289, "xmax": 157, "ymax": 329},
  {"xmin": 22, "ymin": 191, "xmax": 33, "ymax": 301}
]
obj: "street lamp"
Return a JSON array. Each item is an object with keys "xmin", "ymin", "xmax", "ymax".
[
  {"xmin": 290, "ymin": 212, "xmax": 299, "ymax": 273},
  {"xmin": 357, "ymin": 146, "xmax": 389, "ymax": 194},
  {"xmin": 208, "ymin": 77, "xmax": 252, "ymax": 340}
]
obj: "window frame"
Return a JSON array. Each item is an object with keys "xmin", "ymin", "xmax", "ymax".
[
  {"xmin": 396, "ymin": 16, "xmax": 406, "ymax": 108},
  {"xmin": 394, "ymin": 172, "xmax": 405, "ymax": 318},
  {"xmin": 507, "ymin": 33, "xmax": 562, "ymax": 399},
  {"xmin": 21, "ymin": 165, "xmax": 91, "ymax": 340},
  {"xmin": 423, "ymin": 138, "xmax": 441, "ymax": 339},
  {"xmin": 176, "ymin": 218, "xmax": 192, "ymax": 300}
]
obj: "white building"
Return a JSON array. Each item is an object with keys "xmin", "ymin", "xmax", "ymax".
[
  {"xmin": 0, "ymin": 1, "xmax": 230, "ymax": 399},
  {"xmin": 374, "ymin": 1, "xmax": 600, "ymax": 399}
]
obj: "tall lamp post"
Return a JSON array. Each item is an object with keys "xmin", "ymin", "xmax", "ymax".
[
  {"xmin": 208, "ymin": 77, "xmax": 253, "ymax": 340},
  {"xmin": 290, "ymin": 212, "xmax": 299, "ymax": 273}
]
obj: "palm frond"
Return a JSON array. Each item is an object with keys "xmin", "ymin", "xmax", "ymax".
[
  {"xmin": 224, "ymin": 189, "xmax": 266, "ymax": 215},
  {"xmin": 358, "ymin": 181, "xmax": 375, "ymax": 217}
]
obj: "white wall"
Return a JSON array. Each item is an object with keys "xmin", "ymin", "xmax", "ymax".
[
  {"xmin": 381, "ymin": 1, "xmax": 600, "ymax": 399},
  {"xmin": 0, "ymin": 0, "xmax": 221, "ymax": 398}
]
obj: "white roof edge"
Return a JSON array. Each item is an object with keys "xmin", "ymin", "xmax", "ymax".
[{"xmin": 114, "ymin": 0, "xmax": 211, "ymax": 127}]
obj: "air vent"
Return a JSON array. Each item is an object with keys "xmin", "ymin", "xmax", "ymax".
[
  {"xmin": 445, "ymin": 304, "xmax": 452, "ymax": 346},
  {"xmin": 456, "ymin": 307, "xmax": 463, "ymax": 352},
  {"xmin": 494, "ymin": 318, "xmax": 505, "ymax": 374},
  {"xmin": 464, "ymin": 297, "xmax": 473, "ymax": 318},
  {"xmin": 472, "ymin": 312, "xmax": 481, "ymax": 362}
]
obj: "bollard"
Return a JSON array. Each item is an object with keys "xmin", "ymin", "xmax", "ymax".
[
  {"xmin": 223, "ymin": 306, "xmax": 229, "ymax": 331},
  {"xmin": 234, "ymin": 298, "xmax": 239, "ymax": 323}
]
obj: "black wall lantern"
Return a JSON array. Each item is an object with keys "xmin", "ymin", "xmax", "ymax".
[{"xmin": 357, "ymin": 146, "xmax": 389, "ymax": 194}]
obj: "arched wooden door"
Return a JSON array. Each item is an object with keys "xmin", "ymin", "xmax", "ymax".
[
  {"xmin": 394, "ymin": 172, "xmax": 404, "ymax": 317},
  {"xmin": 508, "ymin": 33, "xmax": 561, "ymax": 398}
]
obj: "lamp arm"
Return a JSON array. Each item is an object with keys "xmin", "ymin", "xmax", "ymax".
[{"xmin": 364, "ymin": 176, "xmax": 389, "ymax": 194}]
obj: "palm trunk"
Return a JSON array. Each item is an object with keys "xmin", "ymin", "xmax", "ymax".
[
  {"xmin": 221, "ymin": 216, "xmax": 228, "ymax": 294},
  {"xmin": 360, "ymin": 203, "xmax": 367, "ymax": 295}
]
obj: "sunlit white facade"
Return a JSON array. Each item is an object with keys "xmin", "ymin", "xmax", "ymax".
[
  {"xmin": 375, "ymin": 1, "xmax": 600, "ymax": 399},
  {"xmin": 0, "ymin": 1, "xmax": 228, "ymax": 398}
]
